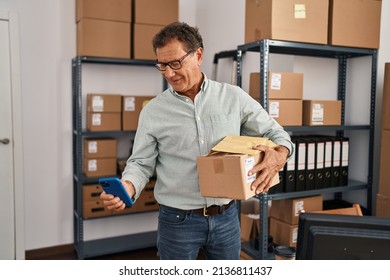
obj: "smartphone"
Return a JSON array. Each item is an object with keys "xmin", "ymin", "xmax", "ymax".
[{"xmin": 98, "ymin": 177, "xmax": 134, "ymax": 208}]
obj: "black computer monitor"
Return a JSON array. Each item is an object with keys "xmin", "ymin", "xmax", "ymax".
[{"xmin": 296, "ymin": 212, "xmax": 390, "ymax": 260}]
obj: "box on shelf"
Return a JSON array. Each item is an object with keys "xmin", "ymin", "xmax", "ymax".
[
  {"xmin": 270, "ymin": 195, "xmax": 323, "ymax": 225},
  {"xmin": 87, "ymin": 94, "xmax": 122, "ymax": 113},
  {"xmin": 83, "ymin": 199, "xmax": 112, "ymax": 219},
  {"xmin": 328, "ymin": 0, "xmax": 382, "ymax": 49},
  {"xmin": 269, "ymin": 217, "xmax": 298, "ymax": 247},
  {"xmin": 83, "ymin": 184, "xmax": 104, "ymax": 202},
  {"xmin": 302, "ymin": 100, "xmax": 342, "ymax": 126},
  {"xmin": 382, "ymin": 63, "xmax": 390, "ymax": 130},
  {"xmin": 83, "ymin": 158, "xmax": 117, "ymax": 178},
  {"xmin": 245, "ymin": 0, "xmax": 329, "ymax": 44},
  {"xmin": 249, "ymin": 72, "xmax": 303, "ymax": 100},
  {"xmin": 77, "ymin": 18, "xmax": 131, "ymax": 59},
  {"xmin": 269, "ymin": 100, "xmax": 302, "ymax": 126},
  {"xmin": 122, "ymin": 95, "xmax": 155, "ymax": 130},
  {"xmin": 84, "ymin": 138, "xmax": 117, "ymax": 158},
  {"xmin": 76, "ymin": 0, "xmax": 132, "ymax": 23},
  {"xmin": 132, "ymin": 23, "xmax": 163, "ymax": 60},
  {"xmin": 133, "ymin": 0, "xmax": 178, "ymax": 26},
  {"xmin": 87, "ymin": 112, "xmax": 121, "ymax": 131},
  {"xmin": 240, "ymin": 198, "xmax": 269, "ymax": 241},
  {"xmin": 197, "ymin": 135, "xmax": 279, "ymax": 200}
]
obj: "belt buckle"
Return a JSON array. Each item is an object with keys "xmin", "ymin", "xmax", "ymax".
[{"xmin": 203, "ymin": 207, "xmax": 209, "ymax": 217}]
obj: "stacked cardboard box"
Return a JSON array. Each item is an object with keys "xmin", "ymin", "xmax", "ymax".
[
  {"xmin": 269, "ymin": 195, "xmax": 323, "ymax": 247},
  {"xmin": 122, "ymin": 95, "xmax": 154, "ymax": 130},
  {"xmin": 245, "ymin": 0, "xmax": 382, "ymax": 49},
  {"xmin": 249, "ymin": 72, "xmax": 303, "ymax": 126},
  {"xmin": 132, "ymin": 0, "xmax": 178, "ymax": 60},
  {"xmin": 83, "ymin": 138, "xmax": 117, "ymax": 178},
  {"xmin": 245, "ymin": 0, "xmax": 329, "ymax": 45},
  {"xmin": 76, "ymin": 0, "xmax": 132, "ymax": 59},
  {"xmin": 302, "ymin": 100, "xmax": 342, "ymax": 126},
  {"xmin": 83, "ymin": 183, "xmax": 113, "ymax": 218},
  {"xmin": 87, "ymin": 94, "xmax": 122, "ymax": 131},
  {"xmin": 377, "ymin": 63, "xmax": 390, "ymax": 217},
  {"xmin": 328, "ymin": 0, "xmax": 382, "ymax": 49}
]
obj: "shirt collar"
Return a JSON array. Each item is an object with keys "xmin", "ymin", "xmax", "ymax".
[{"xmin": 169, "ymin": 73, "xmax": 209, "ymax": 100}]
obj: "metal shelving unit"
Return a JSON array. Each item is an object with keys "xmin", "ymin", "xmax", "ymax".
[
  {"xmin": 72, "ymin": 56, "xmax": 165, "ymax": 259},
  {"xmin": 236, "ymin": 39, "xmax": 378, "ymax": 260}
]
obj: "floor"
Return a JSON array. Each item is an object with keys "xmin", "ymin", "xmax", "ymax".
[{"xmin": 26, "ymin": 245, "xmax": 207, "ymax": 260}]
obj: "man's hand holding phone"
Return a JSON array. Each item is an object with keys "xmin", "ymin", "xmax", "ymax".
[{"xmin": 99, "ymin": 178, "xmax": 136, "ymax": 211}]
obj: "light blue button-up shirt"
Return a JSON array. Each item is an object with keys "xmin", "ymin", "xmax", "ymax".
[{"xmin": 122, "ymin": 75, "xmax": 294, "ymax": 210}]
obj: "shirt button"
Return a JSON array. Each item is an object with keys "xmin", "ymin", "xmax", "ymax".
[
  {"xmin": 197, "ymin": 116, "xmax": 200, "ymax": 121},
  {"xmin": 200, "ymin": 139, "xmax": 204, "ymax": 144}
]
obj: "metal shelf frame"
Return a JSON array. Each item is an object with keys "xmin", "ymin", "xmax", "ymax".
[
  {"xmin": 72, "ymin": 56, "xmax": 165, "ymax": 259},
  {"xmin": 235, "ymin": 39, "xmax": 378, "ymax": 260}
]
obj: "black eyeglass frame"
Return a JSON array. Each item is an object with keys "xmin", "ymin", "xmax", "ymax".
[{"xmin": 155, "ymin": 51, "xmax": 194, "ymax": 71}]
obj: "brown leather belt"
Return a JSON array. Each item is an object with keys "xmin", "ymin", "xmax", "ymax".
[{"xmin": 191, "ymin": 200, "xmax": 235, "ymax": 217}]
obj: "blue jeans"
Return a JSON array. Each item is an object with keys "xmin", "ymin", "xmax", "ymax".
[{"xmin": 157, "ymin": 201, "xmax": 241, "ymax": 260}]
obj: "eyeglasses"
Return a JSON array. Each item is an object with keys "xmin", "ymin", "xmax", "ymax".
[{"xmin": 155, "ymin": 51, "xmax": 193, "ymax": 71}]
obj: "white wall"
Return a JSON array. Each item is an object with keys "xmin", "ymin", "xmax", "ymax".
[{"xmin": 0, "ymin": 0, "xmax": 389, "ymax": 252}]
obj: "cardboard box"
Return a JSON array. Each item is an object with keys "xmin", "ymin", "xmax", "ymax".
[
  {"xmin": 329, "ymin": 0, "xmax": 382, "ymax": 49},
  {"xmin": 382, "ymin": 63, "xmax": 390, "ymax": 130},
  {"xmin": 245, "ymin": 0, "xmax": 329, "ymax": 44},
  {"xmin": 197, "ymin": 136, "xmax": 279, "ymax": 200},
  {"xmin": 83, "ymin": 199, "xmax": 113, "ymax": 219},
  {"xmin": 249, "ymin": 72, "xmax": 303, "ymax": 100},
  {"xmin": 241, "ymin": 198, "xmax": 266, "ymax": 241},
  {"xmin": 83, "ymin": 158, "xmax": 117, "ymax": 177},
  {"xmin": 87, "ymin": 94, "xmax": 122, "ymax": 113},
  {"xmin": 270, "ymin": 195, "xmax": 323, "ymax": 225},
  {"xmin": 269, "ymin": 217, "xmax": 298, "ymax": 247},
  {"xmin": 376, "ymin": 193, "xmax": 390, "ymax": 217},
  {"xmin": 269, "ymin": 100, "xmax": 302, "ymax": 126},
  {"xmin": 87, "ymin": 112, "xmax": 121, "ymax": 131},
  {"xmin": 132, "ymin": 23, "xmax": 163, "ymax": 60},
  {"xmin": 122, "ymin": 95, "xmax": 154, "ymax": 130},
  {"xmin": 84, "ymin": 138, "xmax": 117, "ymax": 158},
  {"xmin": 77, "ymin": 18, "xmax": 131, "ymax": 59},
  {"xmin": 302, "ymin": 100, "xmax": 342, "ymax": 126},
  {"xmin": 83, "ymin": 184, "xmax": 104, "ymax": 201},
  {"xmin": 134, "ymin": 0, "xmax": 178, "ymax": 25},
  {"xmin": 379, "ymin": 129, "xmax": 390, "ymax": 196},
  {"xmin": 76, "ymin": 0, "xmax": 132, "ymax": 23}
]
